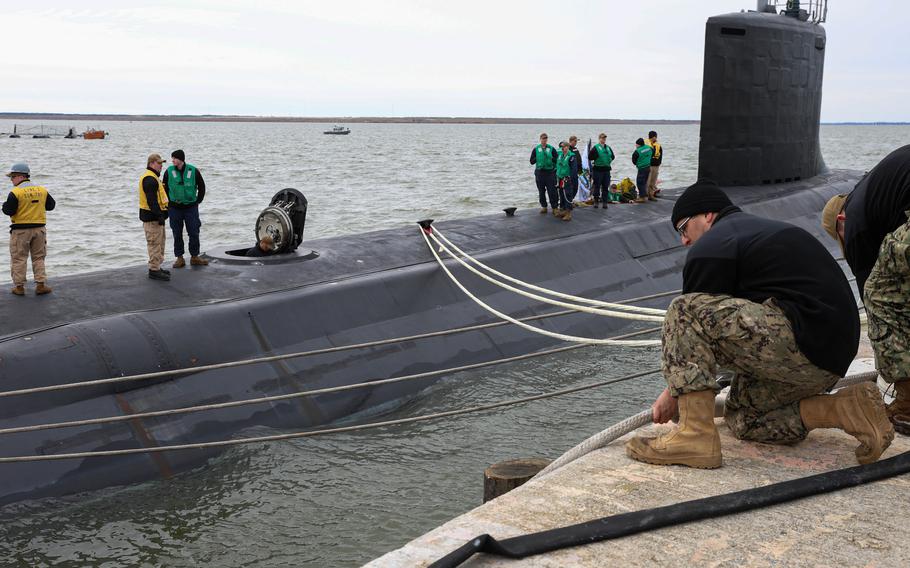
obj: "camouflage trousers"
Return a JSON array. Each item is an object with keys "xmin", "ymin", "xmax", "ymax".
[
  {"xmin": 864, "ymin": 212, "xmax": 910, "ymax": 385},
  {"xmin": 663, "ymin": 293, "xmax": 840, "ymax": 444}
]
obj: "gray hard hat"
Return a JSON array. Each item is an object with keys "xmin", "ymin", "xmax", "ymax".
[{"xmin": 5, "ymin": 162, "xmax": 30, "ymax": 177}]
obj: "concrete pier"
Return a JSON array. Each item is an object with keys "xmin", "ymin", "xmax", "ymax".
[{"xmin": 370, "ymin": 359, "xmax": 910, "ymax": 567}]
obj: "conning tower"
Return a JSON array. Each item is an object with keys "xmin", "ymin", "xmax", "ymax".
[{"xmin": 698, "ymin": 1, "xmax": 828, "ymax": 186}]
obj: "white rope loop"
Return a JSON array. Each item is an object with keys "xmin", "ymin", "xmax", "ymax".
[
  {"xmin": 419, "ymin": 228, "xmax": 661, "ymax": 347},
  {"xmin": 432, "ymin": 227, "xmax": 666, "ymax": 316},
  {"xmin": 427, "ymin": 231, "xmax": 664, "ymax": 323}
]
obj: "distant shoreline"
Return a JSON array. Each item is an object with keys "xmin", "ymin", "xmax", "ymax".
[
  {"xmin": 0, "ymin": 113, "xmax": 697, "ymax": 125},
  {"xmin": 0, "ymin": 113, "xmax": 906, "ymax": 126}
]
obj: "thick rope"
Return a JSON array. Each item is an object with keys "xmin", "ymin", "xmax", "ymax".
[
  {"xmin": 0, "ymin": 369, "xmax": 661, "ymax": 463},
  {"xmin": 0, "ymin": 327, "xmax": 661, "ymax": 436},
  {"xmin": 432, "ymin": 228, "xmax": 666, "ymax": 316},
  {"xmin": 535, "ymin": 369, "xmax": 884, "ymax": 478},
  {"xmin": 427, "ymin": 231, "xmax": 664, "ymax": 322},
  {"xmin": 420, "ymin": 229, "xmax": 661, "ymax": 347}
]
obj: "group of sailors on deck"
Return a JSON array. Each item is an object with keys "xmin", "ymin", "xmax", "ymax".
[{"xmin": 530, "ymin": 130, "xmax": 663, "ymax": 222}]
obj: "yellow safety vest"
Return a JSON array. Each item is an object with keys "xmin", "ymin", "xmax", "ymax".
[
  {"xmin": 649, "ymin": 141, "xmax": 662, "ymax": 160},
  {"xmin": 138, "ymin": 170, "xmax": 168, "ymax": 212},
  {"xmin": 10, "ymin": 184, "xmax": 48, "ymax": 225}
]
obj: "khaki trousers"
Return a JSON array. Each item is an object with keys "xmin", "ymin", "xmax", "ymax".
[
  {"xmin": 9, "ymin": 226, "xmax": 47, "ymax": 286},
  {"xmin": 143, "ymin": 221, "xmax": 166, "ymax": 271},
  {"xmin": 647, "ymin": 165, "xmax": 660, "ymax": 194}
]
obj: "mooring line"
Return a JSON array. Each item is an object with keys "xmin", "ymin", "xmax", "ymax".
[
  {"xmin": 0, "ymin": 368, "xmax": 661, "ymax": 463},
  {"xmin": 0, "ymin": 327, "xmax": 661, "ymax": 436},
  {"xmin": 420, "ymin": 228, "xmax": 662, "ymax": 346},
  {"xmin": 427, "ymin": 231, "xmax": 664, "ymax": 322},
  {"xmin": 432, "ymin": 227, "xmax": 666, "ymax": 316}
]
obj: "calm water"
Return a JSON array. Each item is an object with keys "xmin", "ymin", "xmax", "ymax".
[{"xmin": 0, "ymin": 122, "xmax": 906, "ymax": 567}]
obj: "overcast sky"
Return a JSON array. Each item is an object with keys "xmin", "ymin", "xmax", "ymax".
[{"xmin": 2, "ymin": 0, "xmax": 907, "ymax": 122}]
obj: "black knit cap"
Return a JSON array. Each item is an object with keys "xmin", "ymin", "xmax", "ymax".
[
  {"xmin": 171, "ymin": 149, "xmax": 186, "ymax": 162},
  {"xmin": 670, "ymin": 179, "xmax": 734, "ymax": 229}
]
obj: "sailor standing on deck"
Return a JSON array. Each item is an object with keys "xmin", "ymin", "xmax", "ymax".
[
  {"xmin": 2, "ymin": 163, "xmax": 55, "ymax": 295},
  {"xmin": 646, "ymin": 130, "xmax": 662, "ymax": 199},
  {"xmin": 530, "ymin": 133, "xmax": 559, "ymax": 215},
  {"xmin": 567, "ymin": 135, "xmax": 583, "ymax": 204},
  {"xmin": 139, "ymin": 154, "xmax": 171, "ymax": 281},
  {"xmin": 626, "ymin": 180, "xmax": 893, "ymax": 469},
  {"xmin": 821, "ymin": 145, "xmax": 910, "ymax": 435},
  {"xmin": 555, "ymin": 141, "xmax": 577, "ymax": 222},
  {"xmin": 163, "ymin": 149, "xmax": 208, "ymax": 269},
  {"xmin": 631, "ymin": 138, "xmax": 653, "ymax": 203},
  {"xmin": 588, "ymin": 133, "xmax": 614, "ymax": 209}
]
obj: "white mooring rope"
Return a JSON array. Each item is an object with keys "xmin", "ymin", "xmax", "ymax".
[
  {"xmin": 419, "ymin": 228, "xmax": 661, "ymax": 347},
  {"xmin": 427, "ymin": 231, "xmax": 664, "ymax": 322},
  {"xmin": 0, "ymin": 326, "xmax": 661, "ymax": 437},
  {"xmin": 0, "ymin": 368, "xmax": 662, "ymax": 463},
  {"xmin": 432, "ymin": 227, "xmax": 666, "ymax": 316}
]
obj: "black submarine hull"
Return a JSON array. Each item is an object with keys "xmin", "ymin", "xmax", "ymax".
[{"xmin": 0, "ymin": 171, "xmax": 859, "ymax": 506}]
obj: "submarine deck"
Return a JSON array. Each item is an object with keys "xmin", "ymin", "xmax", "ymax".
[{"xmin": 0, "ymin": 170, "xmax": 859, "ymax": 340}]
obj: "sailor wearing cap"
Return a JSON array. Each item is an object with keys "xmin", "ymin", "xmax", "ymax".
[
  {"xmin": 139, "ymin": 154, "xmax": 170, "ymax": 281},
  {"xmin": 2, "ymin": 162, "xmax": 56, "ymax": 296}
]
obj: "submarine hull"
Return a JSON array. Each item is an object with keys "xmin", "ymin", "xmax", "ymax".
[{"xmin": 0, "ymin": 171, "xmax": 859, "ymax": 506}]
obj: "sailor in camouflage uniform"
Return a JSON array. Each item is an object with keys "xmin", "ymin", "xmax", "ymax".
[
  {"xmin": 626, "ymin": 180, "xmax": 893, "ymax": 469},
  {"xmin": 822, "ymin": 144, "xmax": 910, "ymax": 435}
]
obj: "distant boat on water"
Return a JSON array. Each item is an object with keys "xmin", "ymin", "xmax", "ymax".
[
  {"xmin": 82, "ymin": 128, "xmax": 107, "ymax": 140},
  {"xmin": 323, "ymin": 125, "xmax": 351, "ymax": 135}
]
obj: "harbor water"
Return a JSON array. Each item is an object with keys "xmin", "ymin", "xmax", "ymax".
[{"xmin": 0, "ymin": 122, "xmax": 906, "ymax": 566}]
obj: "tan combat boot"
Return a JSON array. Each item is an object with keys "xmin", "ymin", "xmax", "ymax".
[
  {"xmin": 11, "ymin": 285, "xmax": 24, "ymax": 296},
  {"xmin": 553, "ymin": 208, "xmax": 564, "ymax": 218},
  {"xmin": 799, "ymin": 382, "xmax": 894, "ymax": 464},
  {"xmin": 173, "ymin": 256, "xmax": 186, "ymax": 268},
  {"xmin": 539, "ymin": 207, "xmax": 548, "ymax": 215},
  {"xmin": 190, "ymin": 256, "xmax": 209, "ymax": 266},
  {"xmin": 648, "ymin": 189, "xmax": 658, "ymax": 202},
  {"xmin": 625, "ymin": 390, "xmax": 722, "ymax": 469},
  {"xmin": 886, "ymin": 380, "xmax": 910, "ymax": 435},
  {"xmin": 562, "ymin": 209, "xmax": 572, "ymax": 222},
  {"xmin": 35, "ymin": 282, "xmax": 52, "ymax": 295}
]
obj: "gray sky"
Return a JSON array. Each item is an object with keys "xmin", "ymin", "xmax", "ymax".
[{"xmin": 3, "ymin": 0, "xmax": 907, "ymax": 121}]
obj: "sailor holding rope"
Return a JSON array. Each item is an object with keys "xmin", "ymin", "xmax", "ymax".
[{"xmin": 626, "ymin": 180, "xmax": 893, "ymax": 469}]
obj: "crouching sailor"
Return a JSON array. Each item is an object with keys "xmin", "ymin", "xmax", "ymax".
[
  {"xmin": 626, "ymin": 180, "xmax": 894, "ymax": 469},
  {"xmin": 139, "ymin": 153, "xmax": 170, "ymax": 281},
  {"xmin": 821, "ymin": 144, "xmax": 910, "ymax": 435},
  {"xmin": 3, "ymin": 162, "xmax": 55, "ymax": 295}
]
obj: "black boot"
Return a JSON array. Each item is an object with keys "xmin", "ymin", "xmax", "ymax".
[{"xmin": 148, "ymin": 269, "xmax": 171, "ymax": 281}]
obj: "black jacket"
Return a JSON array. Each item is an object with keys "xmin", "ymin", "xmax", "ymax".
[
  {"xmin": 683, "ymin": 207, "xmax": 859, "ymax": 376},
  {"xmin": 843, "ymin": 144, "xmax": 910, "ymax": 296},
  {"xmin": 163, "ymin": 165, "xmax": 206, "ymax": 209},
  {"xmin": 2, "ymin": 183, "xmax": 56, "ymax": 231},
  {"xmin": 569, "ymin": 145, "xmax": 582, "ymax": 178}
]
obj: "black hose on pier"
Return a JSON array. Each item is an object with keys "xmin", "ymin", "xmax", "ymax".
[{"xmin": 429, "ymin": 451, "xmax": 910, "ymax": 568}]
